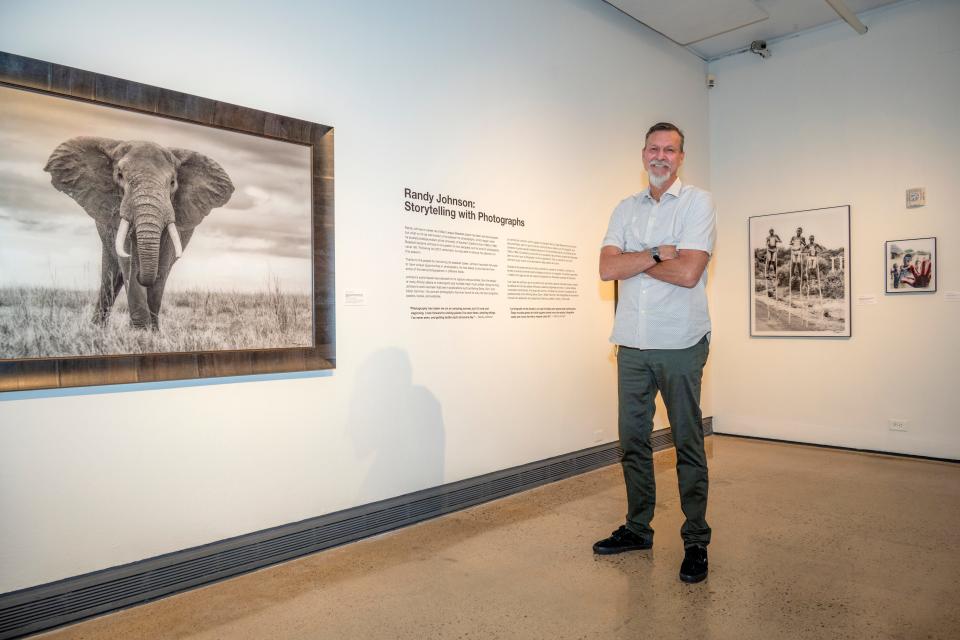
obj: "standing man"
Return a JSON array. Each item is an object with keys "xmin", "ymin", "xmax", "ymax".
[
  {"xmin": 805, "ymin": 234, "xmax": 826, "ymax": 295},
  {"xmin": 765, "ymin": 228, "xmax": 782, "ymax": 274},
  {"xmin": 764, "ymin": 228, "xmax": 783, "ymax": 297},
  {"xmin": 789, "ymin": 227, "xmax": 807, "ymax": 288},
  {"xmin": 595, "ymin": 122, "xmax": 716, "ymax": 583}
]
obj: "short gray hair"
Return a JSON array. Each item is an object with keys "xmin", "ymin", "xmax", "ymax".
[{"xmin": 644, "ymin": 122, "xmax": 685, "ymax": 151}]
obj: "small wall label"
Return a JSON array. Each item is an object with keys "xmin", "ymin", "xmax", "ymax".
[{"xmin": 344, "ymin": 289, "xmax": 367, "ymax": 306}]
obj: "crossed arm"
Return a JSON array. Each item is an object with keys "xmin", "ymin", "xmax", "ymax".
[{"xmin": 599, "ymin": 245, "xmax": 709, "ymax": 288}]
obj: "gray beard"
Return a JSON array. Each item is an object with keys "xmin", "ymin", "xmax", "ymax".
[{"xmin": 648, "ymin": 170, "xmax": 671, "ymax": 189}]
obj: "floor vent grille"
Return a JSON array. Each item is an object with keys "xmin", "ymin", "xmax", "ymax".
[{"xmin": 0, "ymin": 419, "xmax": 710, "ymax": 639}]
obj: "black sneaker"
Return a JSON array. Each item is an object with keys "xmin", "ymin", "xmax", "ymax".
[
  {"xmin": 679, "ymin": 545, "xmax": 708, "ymax": 583},
  {"xmin": 592, "ymin": 525, "xmax": 653, "ymax": 555}
]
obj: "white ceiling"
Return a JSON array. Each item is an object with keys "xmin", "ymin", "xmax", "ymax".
[{"xmin": 604, "ymin": 0, "xmax": 905, "ymax": 61}]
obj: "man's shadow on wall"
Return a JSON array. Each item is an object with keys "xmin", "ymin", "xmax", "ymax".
[{"xmin": 347, "ymin": 348, "xmax": 445, "ymax": 504}]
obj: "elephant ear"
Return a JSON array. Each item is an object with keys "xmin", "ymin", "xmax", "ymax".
[
  {"xmin": 44, "ymin": 137, "xmax": 124, "ymax": 224},
  {"xmin": 171, "ymin": 149, "xmax": 235, "ymax": 230}
]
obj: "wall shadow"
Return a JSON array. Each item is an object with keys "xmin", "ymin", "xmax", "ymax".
[{"xmin": 347, "ymin": 347, "xmax": 445, "ymax": 503}]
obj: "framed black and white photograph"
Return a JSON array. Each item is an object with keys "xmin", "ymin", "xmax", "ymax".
[
  {"xmin": 885, "ymin": 237, "xmax": 936, "ymax": 294},
  {"xmin": 0, "ymin": 51, "xmax": 334, "ymax": 391},
  {"xmin": 749, "ymin": 205, "xmax": 851, "ymax": 338}
]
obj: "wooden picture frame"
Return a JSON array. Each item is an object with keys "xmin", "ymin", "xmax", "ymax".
[{"xmin": 0, "ymin": 51, "xmax": 334, "ymax": 391}]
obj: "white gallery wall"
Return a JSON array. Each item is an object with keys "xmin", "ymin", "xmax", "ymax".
[
  {"xmin": 708, "ymin": 0, "xmax": 960, "ymax": 458},
  {"xmin": 0, "ymin": 1, "xmax": 712, "ymax": 592}
]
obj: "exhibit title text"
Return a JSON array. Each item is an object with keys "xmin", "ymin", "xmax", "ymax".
[{"xmin": 403, "ymin": 187, "xmax": 525, "ymax": 228}]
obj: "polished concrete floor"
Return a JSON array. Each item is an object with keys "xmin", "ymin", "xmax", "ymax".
[{"xmin": 37, "ymin": 436, "xmax": 960, "ymax": 640}]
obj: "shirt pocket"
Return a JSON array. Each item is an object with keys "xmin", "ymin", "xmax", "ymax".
[
  {"xmin": 665, "ymin": 207, "xmax": 686, "ymax": 245},
  {"xmin": 624, "ymin": 218, "xmax": 646, "ymax": 252}
]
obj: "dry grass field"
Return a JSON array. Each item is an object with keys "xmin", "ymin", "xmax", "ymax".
[{"xmin": 0, "ymin": 284, "xmax": 312, "ymax": 359}]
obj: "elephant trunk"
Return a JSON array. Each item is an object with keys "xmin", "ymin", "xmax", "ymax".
[
  {"xmin": 135, "ymin": 222, "xmax": 162, "ymax": 286},
  {"xmin": 120, "ymin": 184, "xmax": 175, "ymax": 288}
]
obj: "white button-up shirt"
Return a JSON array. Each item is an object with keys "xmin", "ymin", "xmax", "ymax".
[{"xmin": 601, "ymin": 179, "xmax": 717, "ymax": 349}]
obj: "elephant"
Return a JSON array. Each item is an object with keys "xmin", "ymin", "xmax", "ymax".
[{"xmin": 45, "ymin": 137, "xmax": 234, "ymax": 330}]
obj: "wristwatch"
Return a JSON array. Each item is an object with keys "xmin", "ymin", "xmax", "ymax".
[{"xmin": 651, "ymin": 246, "xmax": 662, "ymax": 263}]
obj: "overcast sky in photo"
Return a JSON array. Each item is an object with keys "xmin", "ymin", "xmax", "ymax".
[
  {"xmin": 888, "ymin": 238, "xmax": 935, "ymax": 258},
  {"xmin": 749, "ymin": 207, "xmax": 849, "ymax": 252},
  {"xmin": 0, "ymin": 86, "xmax": 312, "ymax": 294}
]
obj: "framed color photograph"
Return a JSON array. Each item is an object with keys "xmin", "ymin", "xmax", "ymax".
[
  {"xmin": 0, "ymin": 51, "xmax": 334, "ymax": 391},
  {"xmin": 885, "ymin": 237, "xmax": 936, "ymax": 294},
  {"xmin": 749, "ymin": 205, "xmax": 851, "ymax": 338}
]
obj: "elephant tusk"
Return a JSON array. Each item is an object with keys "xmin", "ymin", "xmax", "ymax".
[
  {"xmin": 167, "ymin": 223, "xmax": 183, "ymax": 258},
  {"xmin": 115, "ymin": 219, "xmax": 130, "ymax": 257}
]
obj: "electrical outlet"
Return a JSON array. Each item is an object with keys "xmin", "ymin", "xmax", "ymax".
[
  {"xmin": 889, "ymin": 419, "xmax": 909, "ymax": 432},
  {"xmin": 593, "ymin": 430, "xmax": 604, "ymax": 443}
]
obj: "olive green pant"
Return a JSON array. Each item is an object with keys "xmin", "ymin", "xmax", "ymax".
[{"xmin": 617, "ymin": 335, "xmax": 711, "ymax": 548}]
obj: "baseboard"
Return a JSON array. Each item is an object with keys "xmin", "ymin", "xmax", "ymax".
[
  {"xmin": 0, "ymin": 417, "xmax": 712, "ymax": 639},
  {"xmin": 714, "ymin": 430, "xmax": 958, "ymax": 463}
]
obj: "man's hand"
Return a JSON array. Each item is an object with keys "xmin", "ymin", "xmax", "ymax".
[
  {"xmin": 647, "ymin": 249, "xmax": 710, "ymax": 288},
  {"xmin": 658, "ymin": 245, "xmax": 679, "ymax": 260},
  {"xmin": 600, "ymin": 245, "xmax": 708, "ymax": 288}
]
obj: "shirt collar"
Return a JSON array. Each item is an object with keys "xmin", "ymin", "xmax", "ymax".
[{"xmin": 643, "ymin": 177, "xmax": 683, "ymax": 202}]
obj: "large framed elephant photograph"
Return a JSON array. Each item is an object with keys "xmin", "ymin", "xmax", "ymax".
[{"xmin": 0, "ymin": 51, "xmax": 334, "ymax": 391}]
